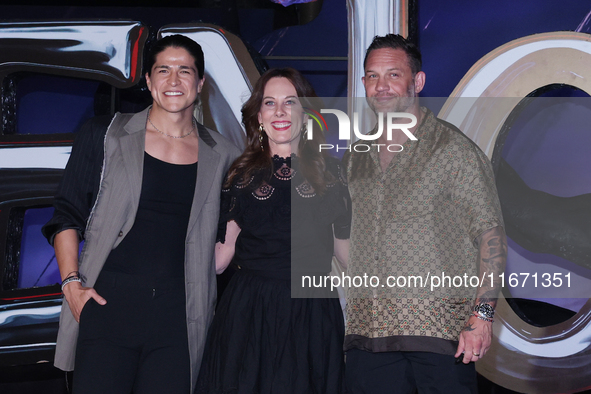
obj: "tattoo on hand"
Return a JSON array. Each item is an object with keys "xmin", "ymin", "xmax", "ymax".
[{"xmin": 463, "ymin": 323, "xmax": 476, "ymax": 332}]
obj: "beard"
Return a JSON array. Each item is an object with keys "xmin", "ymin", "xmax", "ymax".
[{"xmin": 367, "ymin": 82, "xmax": 417, "ymax": 115}]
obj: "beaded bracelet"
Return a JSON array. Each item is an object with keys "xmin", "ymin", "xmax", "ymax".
[
  {"xmin": 61, "ymin": 275, "xmax": 82, "ymax": 292},
  {"xmin": 472, "ymin": 311, "xmax": 494, "ymax": 323}
]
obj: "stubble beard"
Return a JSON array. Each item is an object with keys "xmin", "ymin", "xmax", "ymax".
[{"xmin": 368, "ymin": 82, "xmax": 417, "ymax": 115}]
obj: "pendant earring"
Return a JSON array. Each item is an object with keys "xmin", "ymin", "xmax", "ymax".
[
  {"xmin": 258, "ymin": 123, "xmax": 265, "ymax": 151},
  {"xmin": 301, "ymin": 123, "xmax": 308, "ymax": 142}
]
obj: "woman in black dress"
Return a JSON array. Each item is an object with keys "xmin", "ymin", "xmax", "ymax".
[{"xmin": 197, "ymin": 68, "xmax": 350, "ymax": 393}]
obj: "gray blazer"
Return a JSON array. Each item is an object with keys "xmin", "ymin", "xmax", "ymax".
[{"xmin": 53, "ymin": 107, "xmax": 240, "ymax": 391}]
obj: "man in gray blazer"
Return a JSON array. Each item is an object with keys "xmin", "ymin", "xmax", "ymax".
[{"xmin": 43, "ymin": 35, "xmax": 241, "ymax": 393}]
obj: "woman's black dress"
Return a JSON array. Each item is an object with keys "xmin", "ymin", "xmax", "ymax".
[{"xmin": 197, "ymin": 155, "xmax": 350, "ymax": 394}]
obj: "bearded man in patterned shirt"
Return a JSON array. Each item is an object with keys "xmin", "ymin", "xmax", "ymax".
[{"xmin": 343, "ymin": 34, "xmax": 507, "ymax": 393}]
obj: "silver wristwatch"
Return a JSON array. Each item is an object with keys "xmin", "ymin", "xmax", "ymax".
[{"xmin": 473, "ymin": 303, "xmax": 495, "ymax": 319}]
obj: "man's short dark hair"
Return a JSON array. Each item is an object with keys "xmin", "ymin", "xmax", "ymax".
[
  {"xmin": 146, "ymin": 34, "xmax": 205, "ymax": 79},
  {"xmin": 364, "ymin": 34, "xmax": 422, "ymax": 75}
]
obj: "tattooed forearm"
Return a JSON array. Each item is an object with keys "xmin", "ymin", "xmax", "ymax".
[
  {"xmin": 474, "ymin": 226, "xmax": 507, "ymax": 308},
  {"xmin": 475, "ymin": 292, "xmax": 497, "ymax": 305}
]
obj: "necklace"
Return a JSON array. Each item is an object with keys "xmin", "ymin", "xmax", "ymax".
[{"xmin": 148, "ymin": 113, "xmax": 196, "ymax": 139}]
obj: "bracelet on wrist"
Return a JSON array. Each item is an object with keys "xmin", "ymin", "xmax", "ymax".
[
  {"xmin": 65, "ymin": 270, "xmax": 80, "ymax": 279},
  {"xmin": 61, "ymin": 275, "xmax": 82, "ymax": 292},
  {"xmin": 472, "ymin": 311, "xmax": 494, "ymax": 323}
]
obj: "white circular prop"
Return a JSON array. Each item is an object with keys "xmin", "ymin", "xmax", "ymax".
[{"xmin": 439, "ymin": 32, "xmax": 591, "ymax": 394}]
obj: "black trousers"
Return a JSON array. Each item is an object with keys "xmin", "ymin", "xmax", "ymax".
[
  {"xmin": 345, "ymin": 348, "xmax": 477, "ymax": 394},
  {"xmin": 73, "ymin": 271, "xmax": 190, "ymax": 394}
]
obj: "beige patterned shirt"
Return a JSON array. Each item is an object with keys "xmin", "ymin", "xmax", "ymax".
[{"xmin": 343, "ymin": 108, "xmax": 503, "ymax": 355}]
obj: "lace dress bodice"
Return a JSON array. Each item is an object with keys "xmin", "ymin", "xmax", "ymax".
[{"xmin": 219, "ymin": 155, "xmax": 350, "ymax": 277}]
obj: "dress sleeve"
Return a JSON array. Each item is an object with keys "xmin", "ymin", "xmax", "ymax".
[
  {"xmin": 333, "ymin": 160, "xmax": 352, "ymax": 240},
  {"xmin": 216, "ymin": 175, "xmax": 239, "ymax": 243},
  {"xmin": 41, "ymin": 115, "xmax": 111, "ymax": 245}
]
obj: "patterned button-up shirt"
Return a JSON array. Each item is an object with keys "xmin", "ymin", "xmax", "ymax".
[{"xmin": 343, "ymin": 108, "xmax": 503, "ymax": 355}]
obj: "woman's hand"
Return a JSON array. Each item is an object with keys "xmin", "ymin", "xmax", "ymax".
[
  {"xmin": 215, "ymin": 220, "xmax": 241, "ymax": 274},
  {"xmin": 62, "ymin": 281, "xmax": 106, "ymax": 323},
  {"xmin": 334, "ymin": 237, "xmax": 350, "ymax": 270}
]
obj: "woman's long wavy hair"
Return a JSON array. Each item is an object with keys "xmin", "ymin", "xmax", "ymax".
[{"xmin": 225, "ymin": 68, "xmax": 333, "ymax": 194}]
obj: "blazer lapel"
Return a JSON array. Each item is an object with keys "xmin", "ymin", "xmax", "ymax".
[
  {"xmin": 187, "ymin": 124, "xmax": 220, "ymax": 236},
  {"xmin": 119, "ymin": 109, "xmax": 148, "ymax": 231}
]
